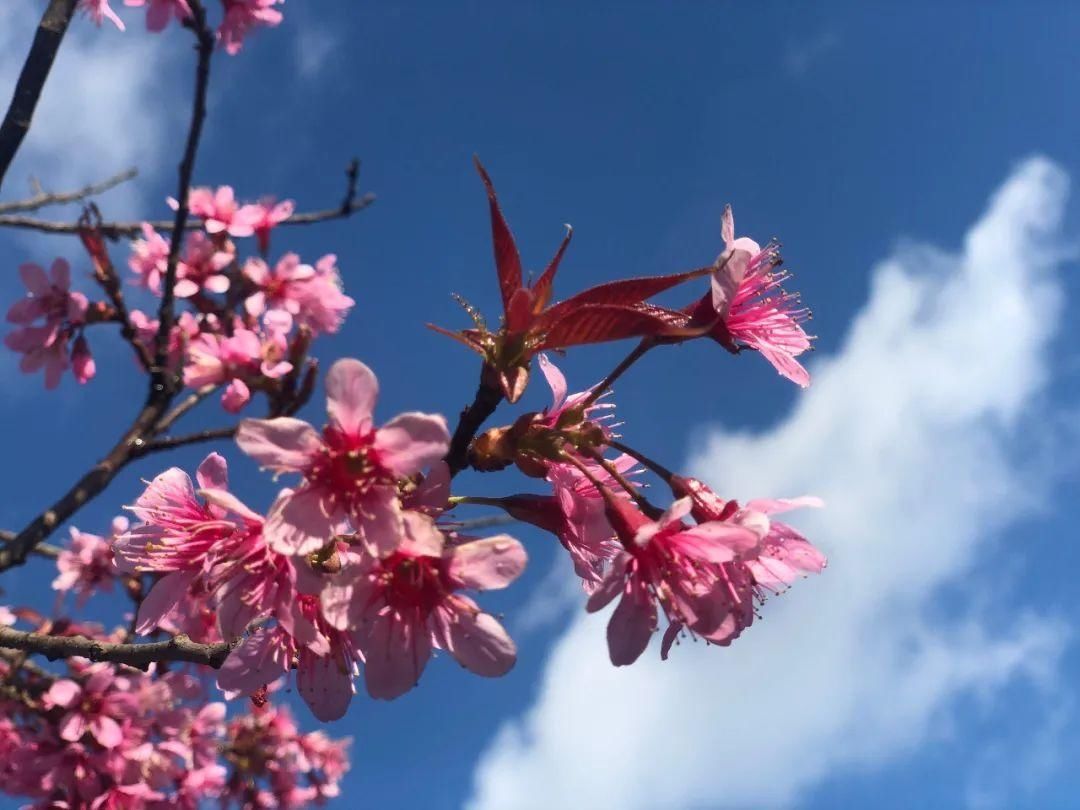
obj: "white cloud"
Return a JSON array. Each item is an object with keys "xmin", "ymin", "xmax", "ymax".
[
  {"xmin": 294, "ymin": 26, "xmax": 338, "ymax": 81},
  {"xmin": 468, "ymin": 157, "xmax": 1074, "ymax": 809},
  {"xmin": 0, "ymin": 5, "xmax": 183, "ymax": 216}
]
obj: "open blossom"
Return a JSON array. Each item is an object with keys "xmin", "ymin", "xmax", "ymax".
[
  {"xmin": 696, "ymin": 205, "xmax": 813, "ymax": 387},
  {"xmin": 52, "ymin": 518, "xmax": 126, "ymax": 605},
  {"xmin": 6, "ymin": 259, "xmax": 87, "ymax": 328},
  {"xmin": 123, "ymin": 0, "xmax": 191, "ymax": 31},
  {"xmin": 244, "ymin": 252, "xmax": 354, "ymax": 334},
  {"xmin": 176, "ymin": 231, "xmax": 235, "ymax": 297},
  {"xmin": 218, "ymin": 0, "xmax": 285, "ymax": 55},
  {"xmin": 42, "ymin": 665, "xmax": 137, "ymax": 749},
  {"xmin": 250, "ymin": 198, "xmax": 296, "ymax": 254},
  {"xmin": 128, "ymin": 223, "xmax": 170, "ymax": 292},
  {"xmin": 79, "ymin": 0, "xmax": 125, "ymax": 30},
  {"xmin": 322, "ymin": 512, "xmax": 526, "ymax": 699},
  {"xmin": 587, "ymin": 496, "xmax": 763, "ymax": 666},
  {"xmin": 236, "ymin": 358, "xmax": 450, "ymax": 557},
  {"xmin": 172, "ymin": 185, "xmax": 261, "ymax": 238}
]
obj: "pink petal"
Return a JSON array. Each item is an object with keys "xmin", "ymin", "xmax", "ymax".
[
  {"xmin": 44, "ymin": 679, "xmax": 81, "ymax": 709},
  {"xmin": 91, "ymin": 715, "xmax": 123, "ymax": 749},
  {"xmin": 264, "ymin": 487, "xmax": 339, "ymax": 556},
  {"xmin": 447, "ymin": 535, "xmax": 527, "ymax": 591},
  {"xmin": 216, "ymin": 628, "xmax": 290, "ymax": 696},
  {"xmin": 297, "ymin": 651, "xmax": 354, "ymax": 722},
  {"xmin": 358, "ymin": 613, "xmax": 431, "ymax": 700},
  {"xmin": 374, "ymin": 412, "xmax": 450, "ymax": 477},
  {"xmin": 195, "ymin": 452, "xmax": 228, "ymax": 490},
  {"xmin": 198, "ymin": 487, "xmax": 262, "ymax": 524},
  {"xmin": 607, "ymin": 585, "xmax": 655, "ymax": 666},
  {"xmin": 236, "ymin": 417, "xmax": 322, "ymax": 473},
  {"xmin": 19, "ymin": 263, "xmax": 50, "ymax": 295},
  {"xmin": 744, "ymin": 496, "xmax": 825, "ymax": 515},
  {"xmin": 325, "ymin": 358, "xmax": 379, "ymax": 435},
  {"xmin": 355, "ymin": 489, "xmax": 404, "ymax": 557},
  {"xmin": 399, "ymin": 511, "xmax": 444, "ymax": 557},
  {"xmin": 441, "ymin": 601, "xmax": 516, "ymax": 677},
  {"xmin": 136, "ymin": 571, "xmax": 197, "ymax": 634},
  {"xmin": 537, "ymin": 354, "xmax": 568, "ymax": 412},
  {"xmin": 58, "ymin": 712, "xmax": 88, "ymax": 742},
  {"xmin": 585, "ymin": 553, "xmax": 629, "ymax": 613},
  {"xmin": 173, "ymin": 278, "xmax": 200, "ymax": 298},
  {"xmin": 49, "ymin": 258, "xmax": 71, "ymax": 289}
]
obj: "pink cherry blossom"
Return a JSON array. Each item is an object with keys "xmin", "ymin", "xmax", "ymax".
[
  {"xmin": 173, "ymin": 185, "xmax": 261, "ymax": 238},
  {"xmin": 218, "ymin": 0, "xmax": 285, "ymax": 55},
  {"xmin": 250, "ymin": 198, "xmax": 296, "ymax": 254},
  {"xmin": 182, "ymin": 314, "xmax": 293, "ymax": 410},
  {"xmin": 697, "ymin": 205, "xmax": 813, "ymax": 387},
  {"xmin": 175, "ymin": 230, "xmax": 235, "ymax": 297},
  {"xmin": 243, "ymin": 252, "xmax": 354, "ymax": 334},
  {"xmin": 79, "ymin": 0, "xmax": 126, "ymax": 30},
  {"xmin": 52, "ymin": 518, "xmax": 125, "ymax": 605},
  {"xmin": 42, "ymin": 665, "xmax": 137, "ymax": 748},
  {"xmin": 6, "ymin": 259, "xmax": 87, "ymax": 327},
  {"xmin": 127, "ymin": 222, "xmax": 170, "ymax": 292},
  {"xmin": 71, "ymin": 334, "xmax": 96, "ymax": 384},
  {"xmin": 322, "ymin": 512, "xmax": 526, "ymax": 699},
  {"xmin": 5, "ymin": 324, "xmax": 70, "ymax": 389},
  {"xmin": 123, "ymin": 0, "xmax": 191, "ymax": 31},
  {"xmin": 587, "ymin": 496, "xmax": 761, "ymax": 666},
  {"xmin": 236, "ymin": 358, "xmax": 450, "ymax": 557}
]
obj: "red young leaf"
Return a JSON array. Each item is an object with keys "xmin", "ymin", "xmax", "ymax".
[
  {"xmin": 531, "ymin": 224, "xmax": 573, "ymax": 312},
  {"xmin": 474, "ymin": 157, "xmax": 523, "ymax": 315},
  {"xmin": 538, "ymin": 303, "xmax": 692, "ymax": 350},
  {"xmin": 535, "ymin": 266, "xmax": 711, "ymax": 331}
]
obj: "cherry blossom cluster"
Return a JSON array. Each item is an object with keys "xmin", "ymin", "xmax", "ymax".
[
  {"xmin": 6, "ymin": 186, "xmax": 352, "ymax": 415},
  {"xmin": 80, "ymin": 0, "xmax": 284, "ymax": 54},
  {"xmin": 0, "ymin": 619, "xmax": 349, "ymax": 808}
]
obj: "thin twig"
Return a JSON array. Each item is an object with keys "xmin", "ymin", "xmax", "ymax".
[
  {"xmin": 0, "ymin": 626, "xmax": 235, "ymax": 671},
  {"xmin": 0, "ymin": 0, "xmax": 78, "ymax": 192},
  {"xmin": 0, "ymin": 168, "xmax": 137, "ymax": 215},
  {"xmin": 0, "ymin": 190, "xmax": 376, "ymax": 239},
  {"xmin": 135, "ymin": 426, "xmax": 237, "ymax": 457}
]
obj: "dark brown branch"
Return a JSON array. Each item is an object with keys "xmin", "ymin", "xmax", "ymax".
[
  {"xmin": 134, "ymin": 426, "xmax": 237, "ymax": 457},
  {"xmin": 0, "ymin": 627, "xmax": 234, "ymax": 672},
  {"xmin": 150, "ymin": 384, "xmax": 218, "ymax": 436},
  {"xmin": 0, "ymin": 0, "xmax": 78, "ymax": 192},
  {"xmin": 0, "ymin": 168, "xmax": 137, "ymax": 215},
  {"xmin": 446, "ymin": 367, "xmax": 504, "ymax": 476},
  {"xmin": 154, "ymin": 1, "xmax": 215, "ymax": 390},
  {"xmin": 0, "ymin": 186, "xmax": 376, "ymax": 239}
]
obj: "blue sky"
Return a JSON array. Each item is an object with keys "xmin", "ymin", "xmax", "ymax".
[{"xmin": 2, "ymin": 2, "xmax": 1080, "ymax": 808}]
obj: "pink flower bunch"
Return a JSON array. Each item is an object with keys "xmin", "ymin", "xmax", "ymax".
[
  {"xmin": 182, "ymin": 311, "xmax": 294, "ymax": 413},
  {"xmin": 52, "ymin": 516, "xmax": 128, "ymax": 606},
  {"xmin": 172, "ymin": 186, "xmax": 263, "ymax": 239},
  {"xmin": 217, "ymin": 0, "xmax": 285, "ymax": 55},
  {"xmin": 123, "ymin": 0, "xmax": 192, "ymax": 32},
  {"xmin": 243, "ymin": 253, "xmax": 354, "ymax": 334},
  {"xmin": 4, "ymin": 259, "xmax": 93, "ymax": 388},
  {"xmin": 0, "ymin": 644, "xmax": 349, "ymax": 808},
  {"xmin": 221, "ymin": 704, "xmax": 351, "ymax": 807}
]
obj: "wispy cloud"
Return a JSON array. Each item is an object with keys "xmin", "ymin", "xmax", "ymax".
[
  {"xmin": 294, "ymin": 26, "xmax": 339, "ymax": 81},
  {"xmin": 468, "ymin": 157, "xmax": 1074, "ymax": 809},
  {"xmin": 784, "ymin": 28, "xmax": 840, "ymax": 76},
  {"xmin": 0, "ymin": 6, "xmax": 183, "ymax": 216}
]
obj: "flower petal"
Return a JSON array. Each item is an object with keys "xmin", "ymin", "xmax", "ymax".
[
  {"xmin": 442, "ymin": 601, "xmax": 516, "ymax": 678},
  {"xmin": 358, "ymin": 612, "xmax": 431, "ymax": 700},
  {"xmin": 325, "ymin": 358, "xmax": 379, "ymax": 435},
  {"xmin": 297, "ymin": 651, "xmax": 354, "ymax": 722},
  {"xmin": 236, "ymin": 417, "xmax": 322, "ymax": 473},
  {"xmin": 447, "ymin": 535, "xmax": 527, "ymax": 591},
  {"xmin": 374, "ymin": 412, "xmax": 450, "ymax": 477}
]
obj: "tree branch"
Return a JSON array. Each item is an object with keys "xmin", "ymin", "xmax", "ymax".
[
  {"xmin": 0, "ymin": 627, "xmax": 234, "ymax": 672},
  {"xmin": 0, "ymin": 0, "xmax": 78, "ymax": 192},
  {"xmin": 0, "ymin": 167, "xmax": 137, "ymax": 215},
  {"xmin": 134, "ymin": 426, "xmax": 237, "ymax": 457},
  {"xmin": 0, "ymin": 177, "xmax": 375, "ymax": 239},
  {"xmin": 446, "ymin": 367, "xmax": 504, "ymax": 476},
  {"xmin": 153, "ymin": 1, "xmax": 215, "ymax": 391}
]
